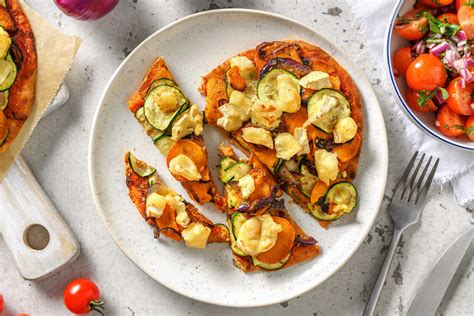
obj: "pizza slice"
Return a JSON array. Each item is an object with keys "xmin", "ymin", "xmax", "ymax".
[
  {"xmin": 128, "ymin": 57, "xmax": 225, "ymax": 210},
  {"xmin": 0, "ymin": 0, "xmax": 37, "ymax": 153},
  {"xmin": 124, "ymin": 152, "xmax": 229, "ymax": 248},
  {"xmin": 200, "ymin": 40, "xmax": 362, "ymax": 227},
  {"xmin": 217, "ymin": 144, "xmax": 320, "ymax": 272}
]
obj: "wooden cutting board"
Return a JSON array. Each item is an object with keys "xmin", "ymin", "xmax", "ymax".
[{"xmin": 0, "ymin": 84, "xmax": 80, "ymax": 280}]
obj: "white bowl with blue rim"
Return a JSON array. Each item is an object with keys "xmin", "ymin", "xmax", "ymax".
[{"xmin": 384, "ymin": 0, "xmax": 474, "ymax": 151}]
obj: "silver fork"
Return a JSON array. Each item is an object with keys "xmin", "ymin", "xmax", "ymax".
[{"xmin": 363, "ymin": 152, "xmax": 439, "ymax": 316}]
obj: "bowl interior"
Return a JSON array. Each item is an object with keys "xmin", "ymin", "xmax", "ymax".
[{"xmin": 386, "ymin": 0, "xmax": 474, "ymax": 151}]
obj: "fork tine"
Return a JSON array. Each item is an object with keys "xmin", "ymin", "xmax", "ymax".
[
  {"xmin": 408, "ymin": 155, "xmax": 431, "ymax": 202},
  {"xmin": 393, "ymin": 152, "xmax": 418, "ymax": 200},
  {"xmin": 403, "ymin": 153, "xmax": 425, "ymax": 200},
  {"xmin": 416, "ymin": 157, "xmax": 439, "ymax": 204}
]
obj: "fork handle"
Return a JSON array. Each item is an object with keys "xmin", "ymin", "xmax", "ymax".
[{"xmin": 363, "ymin": 228, "xmax": 403, "ymax": 316}]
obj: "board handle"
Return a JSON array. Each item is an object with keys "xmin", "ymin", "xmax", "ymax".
[{"xmin": 0, "ymin": 156, "xmax": 80, "ymax": 280}]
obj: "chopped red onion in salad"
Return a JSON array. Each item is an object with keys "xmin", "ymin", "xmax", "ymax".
[
  {"xmin": 431, "ymin": 42, "xmax": 450, "ymax": 56},
  {"xmin": 434, "ymin": 89, "xmax": 447, "ymax": 104},
  {"xmin": 457, "ymin": 30, "xmax": 467, "ymax": 41},
  {"xmin": 413, "ymin": 40, "xmax": 426, "ymax": 56}
]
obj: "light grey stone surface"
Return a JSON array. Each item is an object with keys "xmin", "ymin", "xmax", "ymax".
[{"xmin": 0, "ymin": 0, "xmax": 472, "ymax": 315}]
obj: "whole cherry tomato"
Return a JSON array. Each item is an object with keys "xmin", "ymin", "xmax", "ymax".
[
  {"xmin": 393, "ymin": 47, "xmax": 414, "ymax": 77},
  {"xmin": 405, "ymin": 89, "xmax": 438, "ymax": 112},
  {"xmin": 446, "ymin": 77, "xmax": 474, "ymax": 115},
  {"xmin": 406, "ymin": 54, "xmax": 447, "ymax": 91},
  {"xmin": 458, "ymin": 4, "xmax": 474, "ymax": 39},
  {"xmin": 394, "ymin": 9, "xmax": 429, "ymax": 40},
  {"xmin": 438, "ymin": 12, "xmax": 460, "ymax": 25},
  {"xmin": 436, "ymin": 105, "xmax": 466, "ymax": 137},
  {"xmin": 466, "ymin": 115, "xmax": 474, "ymax": 140},
  {"xmin": 0, "ymin": 294, "xmax": 3, "ymax": 313},
  {"xmin": 420, "ymin": 0, "xmax": 454, "ymax": 7},
  {"xmin": 64, "ymin": 279, "xmax": 104, "ymax": 315}
]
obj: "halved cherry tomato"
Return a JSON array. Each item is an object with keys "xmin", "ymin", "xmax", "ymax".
[
  {"xmin": 436, "ymin": 105, "xmax": 466, "ymax": 137},
  {"xmin": 393, "ymin": 47, "xmax": 413, "ymax": 77},
  {"xmin": 446, "ymin": 77, "xmax": 474, "ymax": 115},
  {"xmin": 406, "ymin": 54, "xmax": 447, "ymax": 91},
  {"xmin": 0, "ymin": 294, "xmax": 4, "ymax": 313},
  {"xmin": 438, "ymin": 13, "xmax": 460, "ymax": 25},
  {"xmin": 465, "ymin": 115, "xmax": 474, "ymax": 140},
  {"xmin": 394, "ymin": 9, "xmax": 429, "ymax": 40},
  {"xmin": 456, "ymin": 0, "xmax": 472, "ymax": 10},
  {"xmin": 420, "ymin": 0, "xmax": 454, "ymax": 7},
  {"xmin": 405, "ymin": 89, "xmax": 438, "ymax": 112},
  {"xmin": 458, "ymin": 4, "xmax": 474, "ymax": 39},
  {"xmin": 64, "ymin": 279, "xmax": 104, "ymax": 315}
]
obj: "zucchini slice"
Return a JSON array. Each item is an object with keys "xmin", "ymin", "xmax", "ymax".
[
  {"xmin": 218, "ymin": 162, "xmax": 251, "ymax": 183},
  {"xmin": 128, "ymin": 152, "xmax": 156, "ymax": 177},
  {"xmin": 154, "ymin": 135, "xmax": 175, "ymax": 156},
  {"xmin": 0, "ymin": 90, "xmax": 8, "ymax": 110},
  {"xmin": 147, "ymin": 174, "xmax": 158, "ymax": 186},
  {"xmin": 219, "ymin": 157, "xmax": 237, "ymax": 170},
  {"xmin": 257, "ymin": 68, "xmax": 300, "ymax": 102},
  {"xmin": 252, "ymin": 252, "xmax": 291, "ymax": 270},
  {"xmin": 0, "ymin": 28, "xmax": 11, "ymax": 59},
  {"xmin": 135, "ymin": 107, "xmax": 166, "ymax": 140},
  {"xmin": 0, "ymin": 55, "xmax": 17, "ymax": 92},
  {"xmin": 148, "ymin": 78, "xmax": 179, "ymax": 92},
  {"xmin": 272, "ymin": 158, "xmax": 284, "ymax": 175},
  {"xmin": 228, "ymin": 213, "xmax": 248, "ymax": 257},
  {"xmin": 218, "ymin": 157, "xmax": 237, "ymax": 184},
  {"xmin": 308, "ymin": 181, "xmax": 357, "ymax": 221},
  {"xmin": 225, "ymin": 184, "xmax": 240, "ymax": 209},
  {"xmin": 299, "ymin": 165, "xmax": 318, "ymax": 198},
  {"xmin": 144, "ymin": 84, "xmax": 189, "ymax": 130},
  {"xmin": 230, "ymin": 212, "xmax": 247, "ymax": 240},
  {"xmin": 307, "ymin": 89, "xmax": 351, "ymax": 133}
]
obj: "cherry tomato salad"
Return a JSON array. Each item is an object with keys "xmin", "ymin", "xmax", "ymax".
[{"xmin": 393, "ymin": 0, "xmax": 474, "ymax": 141}]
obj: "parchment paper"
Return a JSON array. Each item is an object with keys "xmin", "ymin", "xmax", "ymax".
[{"xmin": 0, "ymin": 1, "xmax": 81, "ymax": 181}]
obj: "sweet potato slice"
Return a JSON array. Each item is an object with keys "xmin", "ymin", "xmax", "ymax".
[
  {"xmin": 282, "ymin": 108, "xmax": 330, "ymax": 140},
  {"xmin": 247, "ymin": 168, "xmax": 273, "ymax": 203},
  {"xmin": 282, "ymin": 108, "xmax": 307, "ymax": 134},
  {"xmin": 254, "ymin": 217, "xmax": 296, "ymax": 265},
  {"xmin": 0, "ymin": 6, "xmax": 15, "ymax": 31},
  {"xmin": 167, "ymin": 138, "xmax": 208, "ymax": 180},
  {"xmin": 227, "ymin": 66, "xmax": 246, "ymax": 91},
  {"xmin": 0, "ymin": 111, "xmax": 8, "ymax": 143},
  {"xmin": 310, "ymin": 178, "xmax": 346, "ymax": 204},
  {"xmin": 333, "ymin": 132, "xmax": 362, "ymax": 163},
  {"xmin": 310, "ymin": 181, "xmax": 329, "ymax": 205}
]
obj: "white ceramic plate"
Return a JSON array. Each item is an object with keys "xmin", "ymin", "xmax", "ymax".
[{"xmin": 89, "ymin": 9, "xmax": 388, "ymax": 307}]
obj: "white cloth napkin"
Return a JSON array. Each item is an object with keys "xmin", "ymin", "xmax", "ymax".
[{"xmin": 347, "ymin": 0, "xmax": 474, "ymax": 208}]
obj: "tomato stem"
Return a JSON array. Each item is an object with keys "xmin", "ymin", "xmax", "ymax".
[{"xmin": 89, "ymin": 300, "xmax": 105, "ymax": 315}]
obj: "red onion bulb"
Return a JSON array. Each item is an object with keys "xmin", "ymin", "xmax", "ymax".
[{"xmin": 54, "ymin": 0, "xmax": 119, "ymax": 21}]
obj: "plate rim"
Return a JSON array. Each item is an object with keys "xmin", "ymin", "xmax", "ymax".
[{"xmin": 88, "ymin": 8, "xmax": 389, "ymax": 307}]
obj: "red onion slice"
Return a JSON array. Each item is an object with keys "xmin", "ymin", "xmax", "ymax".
[{"xmin": 54, "ymin": 0, "xmax": 119, "ymax": 21}]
